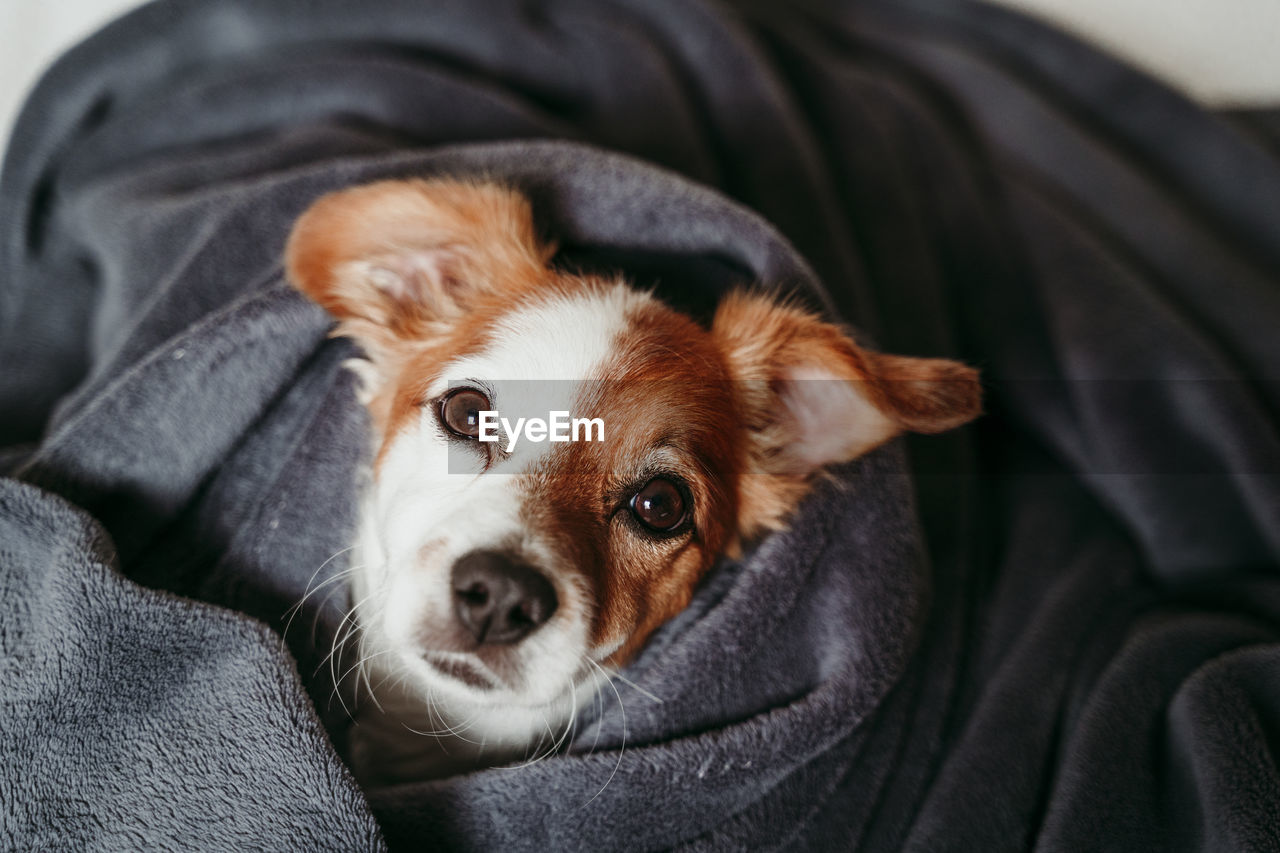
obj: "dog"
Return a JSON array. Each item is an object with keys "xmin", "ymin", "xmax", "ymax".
[{"xmin": 284, "ymin": 178, "xmax": 981, "ymax": 783}]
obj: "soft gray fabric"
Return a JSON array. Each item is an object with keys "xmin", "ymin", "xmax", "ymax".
[
  {"xmin": 0, "ymin": 477, "xmax": 385, "ymax": 850},
  {"xmin": 2, "ymin": 0, "xmax": 1278, "ymax": 850}
]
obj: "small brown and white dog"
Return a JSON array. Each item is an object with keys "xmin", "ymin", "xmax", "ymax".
[{"xmin": 285, "ymin": 179, "xmax": 980, "ymax": 783}]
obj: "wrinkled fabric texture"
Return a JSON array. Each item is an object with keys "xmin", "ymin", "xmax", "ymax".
[{"xmin": 2, "ymin": 0, "xmax": 1279, "ymax": 850}]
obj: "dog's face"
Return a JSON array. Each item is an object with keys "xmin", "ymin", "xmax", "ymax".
[{"xmin": 286, "ymin": 179, "xmax": 979, "ymax": 755}]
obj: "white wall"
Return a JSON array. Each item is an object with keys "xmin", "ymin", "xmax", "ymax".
[
  {"xmin": 985, "ymin": 0, "xmax": 1280, "ymax": 106},
  {"xmin": 2, "ymin": 0, "xmax": 1278, "ymax": 155},
  {"xmin": 1, "ymin": 0, "xmax": 145, "ymax": 150}
]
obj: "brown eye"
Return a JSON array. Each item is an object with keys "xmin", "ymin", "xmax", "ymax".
[
  {"xmin": 630, "ymin": 478, "xmax": 688, "ymax": 533},
  {"xmin": 438, "ymin": 388, "xmax": 491, "ymax": 439}
]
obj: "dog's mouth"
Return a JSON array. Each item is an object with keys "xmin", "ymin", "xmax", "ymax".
[{"xmin": 424, "ymin": 654, "xmax": 499, "ymax": 691}]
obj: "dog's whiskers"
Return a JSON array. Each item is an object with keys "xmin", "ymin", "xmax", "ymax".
[
  {"xmin": 506, "ymin": 688, "xmax": 576, "ymax": 771},
  {"xmin": 581, "ymin": 657, "xmax": 628, "ymax": 806},
  {"xmin": 320, "ymin": 583, "xmax": 383, "ymax": 720},
  {"xmin": 606, "ymin": 669, "xmax": 663, "ymax": 705},
  {"xmin": 280, "ymin": 546, "xmax": 358, "ymax": 650},
  {"xmin": 332, "ymin": 647, "xmax": 395, "ymax": 705}
]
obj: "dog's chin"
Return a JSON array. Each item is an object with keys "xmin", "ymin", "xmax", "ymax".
[{"xmin": 346, "ymin": 643, "xmax": 596, "ymax": 785}]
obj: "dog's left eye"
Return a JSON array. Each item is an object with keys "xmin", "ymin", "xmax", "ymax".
[
  {"xmin": 438, "ymin": 387, "xmax": 491, "ymax": 439},
  {"xmin": 630, "ymin": 477, "xmax": 688, "ymax": 534}
]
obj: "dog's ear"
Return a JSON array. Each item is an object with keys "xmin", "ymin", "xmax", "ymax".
[
  {"xmin": 713, "ymin": 291, "xmax": 981, "ymax": 534},
  {"xmin": 285, "ymin": 179, "xmax": 552, "ymax": 358}
]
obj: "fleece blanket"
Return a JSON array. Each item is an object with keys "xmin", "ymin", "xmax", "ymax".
[{"xmin": 3, "ymin": 0, "xmax": 1279, "ymax": 849}]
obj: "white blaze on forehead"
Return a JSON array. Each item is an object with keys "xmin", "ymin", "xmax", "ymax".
[
  {"xmin": 428, "ymin": 284, "xmax": 652, "ymax": 458},
  {"xmin": 473, "ymin": 283, "xmax": 649, "ymax": 380}
]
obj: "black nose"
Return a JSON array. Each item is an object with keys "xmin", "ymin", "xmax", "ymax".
[{"xmin": 450, "ymin": 550, "xmax": 558, "ymax": 645}]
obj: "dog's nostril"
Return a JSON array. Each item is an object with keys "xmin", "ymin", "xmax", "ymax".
[
  {"xmin": 450, "ymin": 550, "xmax": 558, "ymax": 646},
  {"xmin": 508, "ymin": 598, "xmax": 544, "ymax": 628},
  {"xmin": 459, "ymin": 582, "xmax": 489, "ymax": 606}
]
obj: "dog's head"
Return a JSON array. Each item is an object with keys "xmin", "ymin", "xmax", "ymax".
[{"xmin": 286, "ymin": 179, "xmax": 979, "ymax": 743}]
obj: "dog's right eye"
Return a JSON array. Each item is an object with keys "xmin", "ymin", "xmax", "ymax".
[{"xmin": 438, "ymin": 388, "xmax": 491, "ymax": 439}]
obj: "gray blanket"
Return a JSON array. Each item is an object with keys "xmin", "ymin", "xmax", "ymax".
[{"xmin": 3, "ymin": 0, "xmax": 1279, "ymax": 850}]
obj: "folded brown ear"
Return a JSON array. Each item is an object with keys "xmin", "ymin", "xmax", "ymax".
[
  {"xmin": 855, "ymin": 351, "xmax": 984, "ymax": 435},
  {"xmin": 714, "ymin": 291, "xmax": 981, "ymax": 532},
  {"xmin": 284, "ymin": 178, "xmax": 551, "ymax": 340}
]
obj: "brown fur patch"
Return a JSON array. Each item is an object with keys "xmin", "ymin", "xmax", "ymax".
[{"xmin": 517, "ymin": 294, "xmax": 741, "ymax": 665}]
